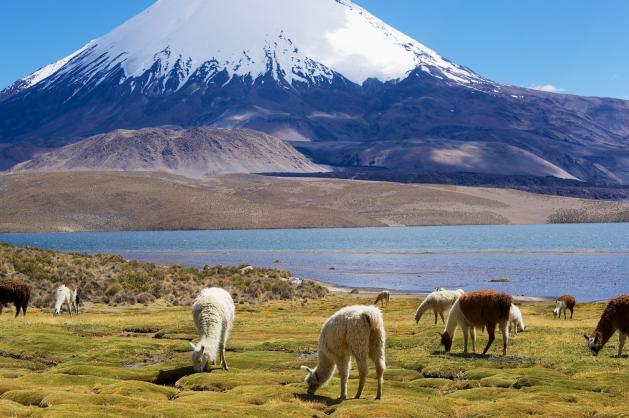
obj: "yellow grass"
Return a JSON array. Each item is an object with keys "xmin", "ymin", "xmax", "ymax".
[{"xmin": 0, "ymin": 294, "xmax": 627, "ymax": 417}]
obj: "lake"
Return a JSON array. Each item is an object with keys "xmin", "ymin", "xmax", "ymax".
[{"xmin": 0, "ymin": 224, "xmax": 627, "ymax": 301}]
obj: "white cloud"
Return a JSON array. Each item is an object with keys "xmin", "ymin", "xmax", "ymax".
[{"xmin": 530, "ymin": 84, "xmax": 566, "ymax": 93}]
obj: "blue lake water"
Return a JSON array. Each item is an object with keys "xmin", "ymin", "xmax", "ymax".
[{"xmin": 0, "ymin": 224, "xmax": 628, "ymax": 301}]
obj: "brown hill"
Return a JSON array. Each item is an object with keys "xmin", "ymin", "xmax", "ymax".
[
  {"xmin": 0, "ymin": 172, "xmax": 627, "ymax": 232},
  {"xmin": 10, "ymin": 127, "xmax": 326, "ymax": 176}
]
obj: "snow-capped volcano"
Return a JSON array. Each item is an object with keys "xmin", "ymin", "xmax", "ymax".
[
  {"xmin": 14, "ymin": 0, "xmax": 482, "ymax": 92},
  {"xmin": 1, "ymin": 0, "xmax": 628, "ymax": 185}
]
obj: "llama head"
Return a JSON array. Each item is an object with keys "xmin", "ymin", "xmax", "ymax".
[
  {"xmin": 583, "ymin": 333, "xmax": 602, "ymax": 356},
  {"xmin": 190, "ymin": 342, "xmax": 210, "ymax": 372},
  {"xmin": 301, "ymin": 365, "xmax": 321, "ymax": 395},
  {"xmin": 438, "ymin": 332, "xmax": 453, "ymax": 352},
  {"xmin": 552, "ymin": 302, "xmax": 561, "ymax": 317}
]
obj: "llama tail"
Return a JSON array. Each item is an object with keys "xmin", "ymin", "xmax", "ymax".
[{"xmin": 362, "ymin": 307, "xmax": 386, "ymax": 359}]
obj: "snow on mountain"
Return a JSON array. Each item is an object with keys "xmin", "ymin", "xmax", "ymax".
[
  {"xmin": 21, "ymin": 44, "xmax": 92, "ymax": 88},
  {"xmin": 2, "ymin": 0, "xmax": 628, "ymax": 185},
  {"xmin": 14, "ymin": 0, "xmax": 483, "ymax": 92}
]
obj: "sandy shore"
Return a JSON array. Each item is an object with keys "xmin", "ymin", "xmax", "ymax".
[{"xmin": 1, "ymin": 171, "xmax": 628, "ymax": 232}]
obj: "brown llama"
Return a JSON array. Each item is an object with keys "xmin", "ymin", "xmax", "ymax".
[
  {"xmin": 553, "ymin": 294, "xmax": 576, "ymax": 319},
  {"xmin": 584, "ymin": 295, "xmax": 629, "ymax": 357},
  {"xmin": 0, "ymin": 278, "xmax": 32, "ymax": 317},
  {"xmin": 374, "ymin": 291, "xmax": 390, "ymax": 307},
  {"xmin": 439, "ymin": 290, "xmax": 513, "ymax": 355}
]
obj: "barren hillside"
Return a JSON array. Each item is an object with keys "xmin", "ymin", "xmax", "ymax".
[{"xmin": 0, "ymin": 172, "xmax": 627, "ymax": 232}]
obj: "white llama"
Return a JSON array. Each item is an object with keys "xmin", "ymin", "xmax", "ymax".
[
  {"xmin": 415, "ymin": 289, "xmax": 465, "ymax": 325},
  {"xmin": 301, "ymin": 305, "xmax": 386, "ymax": 400},
  {"xmin": 53, "ymin": 284, "xmax": 79, "ymax": 315},
  {"xmin": 509, "ymin": 304, "xmax": 526, "ymax": 334},
  {"xmin": 190, "ymin": 288, "xmax": 235, "ymax": 372}
]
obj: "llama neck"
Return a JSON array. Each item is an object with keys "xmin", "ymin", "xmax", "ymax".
[
  {"xmin": 198, "ymin": 311, "xmax": 223, "ymax": 362},
  {"xmin": 444, "ymin": 302, "xmax": 460, "ymax": 338},
  {"xmin": 415, "ymin": 298, "xmax": 430, "ymax": 321},
  {"xmin": 54, "ymin": 291, "xmax": 66, "ymax": 311},
  {"xmin": 315, "ymin": 351, "xmax": 336, "ymax": 385},
  {"xmin": 594, "ymin": 315, "xmax": 616, "ymax": 346},
  {"xmin": 199, "ymin": 335, "xmax": 220, "ymax": 362}
]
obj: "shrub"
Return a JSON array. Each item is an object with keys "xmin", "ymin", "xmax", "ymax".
[{"xmin": 0, "ymin": 243, "xmax": 328, "ymax": 306}]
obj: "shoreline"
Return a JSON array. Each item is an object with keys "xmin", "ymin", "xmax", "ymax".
[{"xmin": 311, "ymin": 278, "xmax": 554, "ymax": 303}]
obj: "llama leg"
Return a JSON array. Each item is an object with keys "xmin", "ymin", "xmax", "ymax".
[
  {"xmin": 374, "ymin": 356, "xmax": 385, "ymax": 400},
  {"xmin": 21, "ymin": 304, "xmax": 27, "ymax": 317},
  {"xmin": 618, "ymin": 332, "xmax": 627, "ymax": 357},
  {"xmin": 483, "ymin": 324, "xmax": 496, "ymax": 355},
  {"xmin": 14, "ymin": 305, "xmax": 20, "ymax": 318},
  {"xmin": 563, "ymin": 308, "xmax": 567, "ymax": 320},
  {"xmin": 219, "ymin": 340, "xmax": 229, "ymax": 371},
  {"xmin": 434, "ymin": 310, "xmax": 438, "ymax": 325},
  {"xmin": 461, "ymin": 322, "xmax": 469, "ymax": 353},
  {"xmin": 570, "ymin": 308, "xmax": 574, "ymax": 319},
  {"xmin": 499, "ymin": 321, "xmax": 509, "ymax": 356},
  {"xmin": 221, "ymin": 345, "xmax": 229, "ymax": 371},
  {"xmin": 471, "ymin": 327, "xmax": 477, "ymax": 353},
  {"xmin": 439, "ymin": 311, "xmax": 446, "ymax": 324},
  {"xmin": 336, "ymin": 355, "xmax": 351, "ymax": 400},
  {"xmin": 354, "ymin": 357, "xmax": 369, "ymax": 400}
]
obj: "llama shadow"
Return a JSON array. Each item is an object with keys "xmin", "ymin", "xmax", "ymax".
[
  {"xmin": 294, "ymin": 393, "xmax": 344, "ymax": 407},
  {"xmin": 446, "ymin": 352, "xmax": 489, "ymax": 359},
  {"xmin": 155, "ymin": 366, "xmax": 195, "ymax": 386},
  {"xmin": 430, "ymin": 350, "xmax": 488, "ymax": 359},
  {"xmin": 611, "ymin": 354, "xmax": 628, "ymax": 359}
]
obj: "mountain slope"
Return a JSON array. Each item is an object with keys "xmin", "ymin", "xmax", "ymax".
[
  {"xmin": 1, "ymin": 0, "xmax": 628, "ymax": 184},
  {"xmin": 11, "ymin": 127, "xmax": 326, "ymax": 176}
]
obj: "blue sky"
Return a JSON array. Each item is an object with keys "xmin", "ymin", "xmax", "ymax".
[{"xmin": 1, "ymin": 0, "xmax": 627, "ymax": 99}]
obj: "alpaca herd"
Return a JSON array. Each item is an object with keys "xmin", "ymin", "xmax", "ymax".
[{"xmin": 0, "ymin": 274, "xmax": 627, "ymax": 402}]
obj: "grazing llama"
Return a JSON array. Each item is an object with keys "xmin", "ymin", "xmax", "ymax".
[
  {"xmin": 415, "ymin": 289, "xmax": 465, "ymax": 325},
  {"xmin": 374, "ymin": 291, "xmax": 390, "ymax": 307},
  {"xmin": 509, "ymin": 304, "xmax": 526, "ymax": 334},
  {"xmin": 190, "ymin": 288, "xmax": 235, "ymax": 372},
  {"xmin": 584, "ymin": 294, "xmax": 629, "ymax": 357},
  {"xmin": 53, "ymin": 284, "xmax": 80, "ymax": 315},
  {"xmin": 301, "ymin": 305, "xmax": 386, "ymax": 400},
  {"xmin": 553, "ymin": 295, "xmax": 576, "ymax": 319},
  {"xmin": 0, "ymin": 278, "xmax": 31, "ymax": 317},
  {"xmin": 439, "ymin": 290, "xmax": 513, "ymax": 355}
]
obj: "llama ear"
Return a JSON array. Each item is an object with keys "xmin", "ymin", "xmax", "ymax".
[
  {"xmin": 300, "ymin": 365, "xmax": 313, "ymax": 374},
  {"xmin": 200, "ymin": 345, "xmax": 205, "ymax": 354},
  {"xmin": 583, "ymin": 334, "xmax": 590, "ymax": 341},
  {"xmin": 435, "ymin": 332, "xmax": 443, "ymax": 337},
  {"xmin": 189, "ymin": 342, "xmax": 196, "ymax": 350}
]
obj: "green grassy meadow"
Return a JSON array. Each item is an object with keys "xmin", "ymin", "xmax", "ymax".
[{"xmin": 0, "ymin": 295, "xmax": 626, "ymax": 417}]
